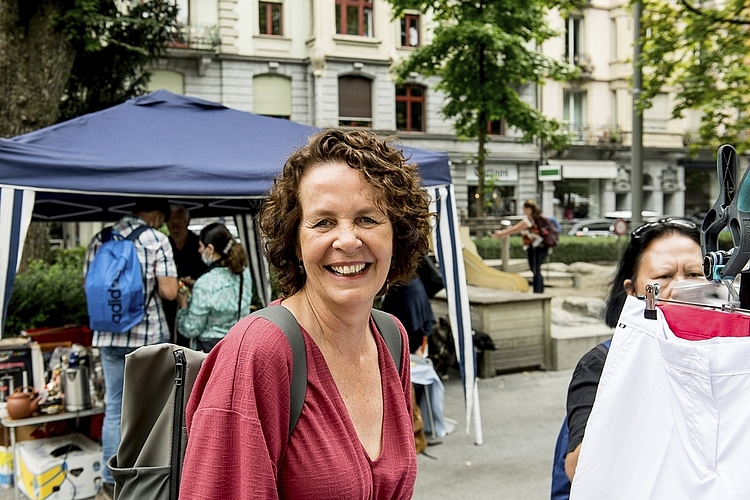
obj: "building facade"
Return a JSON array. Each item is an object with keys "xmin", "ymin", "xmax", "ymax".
[{"xmin": 146, "ymin": 0, "xmax": 715, "ymax": 226}]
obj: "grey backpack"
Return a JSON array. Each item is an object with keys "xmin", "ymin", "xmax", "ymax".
[{"xmin": 108, "ymin": 306, "xmax": 400, "ymax": 500}]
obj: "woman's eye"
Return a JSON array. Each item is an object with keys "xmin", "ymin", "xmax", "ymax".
[
  {"xmin": 313, "ymin": 219, "xmax": 332, "ymax": 228},
  {"xmin": 360, "ymin": 216, "xmax": 378, "ymax": 225}
]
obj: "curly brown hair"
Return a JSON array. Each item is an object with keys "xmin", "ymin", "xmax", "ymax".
[{"xmin": 259, "ymin": 128, "xmax": 435, "ymax": 298}]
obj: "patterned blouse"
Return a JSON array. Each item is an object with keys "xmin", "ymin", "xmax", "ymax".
[{"xmin": 176, "ymin": 266, "xmax": 253, "ymax": 348}]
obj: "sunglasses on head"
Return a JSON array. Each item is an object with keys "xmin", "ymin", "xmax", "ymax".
[{"xmin": 631, "ymin": 218, "xmax": 697, "ymax": 240}]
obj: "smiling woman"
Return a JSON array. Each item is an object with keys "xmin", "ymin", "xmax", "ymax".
[{"xmin": 179, "ymin": 129, "xmax": 435, "ymax": 500}]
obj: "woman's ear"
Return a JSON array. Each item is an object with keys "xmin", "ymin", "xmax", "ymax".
[
  {"xmin": 623, "ymin": 279, "xmax": 636, "ymax": 296},
  {"xmin": 206, "ymin": 243, "xmax": 215, "ymax": 254}
]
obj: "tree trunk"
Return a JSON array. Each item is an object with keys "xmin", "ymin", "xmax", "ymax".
[
  {"xmin": 17, "ymin": 223, "xmax": 50, "ymax": 273},
  {"xmin": 1, "ymin": 2, "xmax": 76, "ymax": 271},
  {"xmin": 0, "ymin": 2, "xmax": 76, "ymax": 138}
]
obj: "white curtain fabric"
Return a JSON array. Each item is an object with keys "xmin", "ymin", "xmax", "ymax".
[
  {"xmin": 429, "ymin": 184, "xmax": 483, "ymax": 445},
  {"xmin": 0, "ymin": 187, "xmax": 35, "ymax": 333}
]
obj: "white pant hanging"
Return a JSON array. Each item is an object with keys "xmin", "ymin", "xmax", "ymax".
[{"xmin": 571, "ymin": 295, "xmax": 750, "ymax": 500}]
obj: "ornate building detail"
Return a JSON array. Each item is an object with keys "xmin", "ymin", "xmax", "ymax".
[
  {"xmin": 613, "ymin": 165, "xmax": 631, "ymax": 192},
  {"xmin": 661, "ymin": 165, "xmax": 679, "ymax": 192}
]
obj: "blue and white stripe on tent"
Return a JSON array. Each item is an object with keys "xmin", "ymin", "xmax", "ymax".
[
  {"xmin": 0, "ymin": 187, "xmax": 35, "ymax": 333},
  {"xmin": 429, "ymin": 184, "xmax": 483, "ymax": 445}
]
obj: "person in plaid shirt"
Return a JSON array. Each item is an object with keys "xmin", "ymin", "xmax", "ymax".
[{"xmin": 84, "ymin": 197, "xmax": 178, "ymax": 500}]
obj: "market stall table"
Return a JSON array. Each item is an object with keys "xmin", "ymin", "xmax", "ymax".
[{"xmin": 2, "ymin": 407, "xmax": 104, "ymax": 500}]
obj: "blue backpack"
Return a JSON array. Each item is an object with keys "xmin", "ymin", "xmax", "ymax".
[
  {"xmin": 85, "ymin": 226, "xmax": 153, "ymax": 333},
  {"xmin": 551, "ymin": 339, "xmax": 611, "ymax": 500}
]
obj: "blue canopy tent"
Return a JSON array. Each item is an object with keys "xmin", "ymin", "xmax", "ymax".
[{"xmin": 0, "ymin": 90, "xmax": 481, "ymax": 443}]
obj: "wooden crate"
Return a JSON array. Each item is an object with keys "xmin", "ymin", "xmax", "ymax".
[{"xmin": 431, "ymin": 285, "xmax": 552, "ymax": 377}]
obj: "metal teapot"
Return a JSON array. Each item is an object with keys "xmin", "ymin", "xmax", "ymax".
[{"xmin": 6, "ymin": 387, "xmax": 41, "ymax": 420}]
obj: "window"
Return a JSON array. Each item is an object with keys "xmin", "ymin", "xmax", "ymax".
[
  {"xmin": 335, "ymin": 0, "xmax": 373, "ymax": 37},
  {"xmin": 259, "ymin": 2, "xmax": 282, "ymax": 36},
  {"xmin": 339, "ymin": 76, "xmax": 372, "ymax": 126},
  {"xmin": 487, "ymin": 120, "xmax": 506, "ymax": 136},
  {"xmin": 396, "ymin": 84, "xmax": 425, "ymax": 131},
  {"xmin": 643, "ymin": 92, "xmax": 670, "ymax": 131},
  {"xmin": 400, "ymin": 14, "xmax": 419, "ymax": 47},
  {"xmin": 565, "ymin": 17, "xmax": 583, "ymax": 63},
  {"xmin": 254, "ymin": 75, "xmax": 291, "ymax": 119},
  {"xmin": 174, "ymin": 0, "xmax": 188, "ymax": 24},
  {"xmin": 564, "ymin": 90, "xmax": 587, "ymax": 141},
  {"xmin": 147, "ymin": 70, "xmax": 185, "ymax": 94}
]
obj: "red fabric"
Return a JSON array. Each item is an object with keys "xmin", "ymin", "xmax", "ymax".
[
  {"xmin": 179, "ymin": 312, "xmax": 416, "ymax": 500},
  {"xmin": 658, "ymin": 302, "xmax": 750, "ymax": 340}
]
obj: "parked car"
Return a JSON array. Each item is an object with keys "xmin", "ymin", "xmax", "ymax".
[{"xmin": 567, "ymin": 219, "xmax": 616, "ymax": 237}]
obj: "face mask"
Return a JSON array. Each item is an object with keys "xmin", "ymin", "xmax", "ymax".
[{"xmin": 201, "ymin": 248, "xmax": 213, "ymax": 266}]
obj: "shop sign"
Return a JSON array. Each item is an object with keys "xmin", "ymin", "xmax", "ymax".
[{"xmin": 538, "ymin": 164, "xmax": 562, "ymax": 181}]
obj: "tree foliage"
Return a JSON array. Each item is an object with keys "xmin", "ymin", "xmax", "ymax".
[
  {"xmin": 639, "ymin": 0, "xmax": 750, "ymax": 155},
  {"xmin": 4, "ymin": 248, "xmax": 88, "ymax": 336},
  {"xmin": 0, "ymin": 0, "xmax": 177, "ymax": 137},
  {"xmin": 385, "ymin": 0, "xmax": 582, "ymax": 216},
  {"xmin": 56, "ymin": 0, "xmax": 177, "ymax": 121}
]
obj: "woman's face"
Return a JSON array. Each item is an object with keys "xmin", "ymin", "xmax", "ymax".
[
  {"xmin": 296, "ymin": 162, "xmax": 394, "ymax": 309},
  {"xmin": 624, "ymin": 233, "xmax": 703, "ymax": 299}
]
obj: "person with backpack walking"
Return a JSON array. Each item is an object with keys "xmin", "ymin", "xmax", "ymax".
[
  {"xmin": 84, "ymin": 197, "xmax": 178, "ymax": 500},
  {"xmin": 179, "ymin": 129, "xmax": 434, "ymax": 499},
  {"xmin": 492, "ymin": 198, "xmax": 551, "ymax": 293},
  {"xmin": 175, "ymin": 222, "xmax": 253, "ymax": 352},
  {"xmin": 552, "ymin": 218, "xmax": 702, "ymax": 499}
]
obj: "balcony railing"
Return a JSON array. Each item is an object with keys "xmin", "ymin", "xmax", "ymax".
[
  {"xmin": 562, "ymin": 124, "xmax": 624, "ymax": 146},
  {"xmin": 564, "ymin": 53, "xmax": 594, "ymax": 75},
  {"xmin": 167, "ymin": 23, "xmax": 221, "ymax": 51}
]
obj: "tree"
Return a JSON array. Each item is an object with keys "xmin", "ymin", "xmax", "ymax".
[
  {"xmin": 1, "ymin": 0, "xmax": 177, "ymax": 138},
  {"xmin": 639, "ymin": 0, "xmax": 750, "ymax": 155},
  {"xmin": 385, "ymin": 0, "xmax": 581, "ymax": 217},
  {"xmin": 0, "ymin": 0, "xmax": 176, "ymax": 264}
]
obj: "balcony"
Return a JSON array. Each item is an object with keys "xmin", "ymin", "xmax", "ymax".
[
  {"xmin": 565, "ymin": 53, "xmax": 594, "ymax": 78},
  {"xmin": 167, "ymin": 23, "xmax": 221, "ymax": 51},
  {"xmin": 562, "ymin": 124, "xmax": 624, "ymax": 147}
]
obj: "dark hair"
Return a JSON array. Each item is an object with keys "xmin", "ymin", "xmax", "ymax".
[
  {"xmin": 523, "ymin": 199, "xmax": 543, "ymax": 227},
  {"xmin": 199, "ymin": 223, "xmax": 247, "ymax": 275},
  {"xmin": 603, "ymin": 219, "xmax": 700, "ymax": 328},
  {"xmin": 132, "ymin": 197, "xmax": 171, "ymax": 222},
  {"xmin": 259, "ymin": 128, "xmax": 435, "ymax": 297}
]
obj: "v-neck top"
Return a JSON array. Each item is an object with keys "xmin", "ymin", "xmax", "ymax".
[{"xmin": 180, "ymin": 311, "xmax": 417, "ymax": 500}]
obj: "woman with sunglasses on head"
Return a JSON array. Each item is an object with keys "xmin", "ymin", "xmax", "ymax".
[{"xmin": 560, "ymin": 218, "xmax": 703, "ymax": 489}]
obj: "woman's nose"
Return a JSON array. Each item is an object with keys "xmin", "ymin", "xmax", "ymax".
[{"xmin": 332, "ymin": 226, "xmax": 362, "ymax": 251}]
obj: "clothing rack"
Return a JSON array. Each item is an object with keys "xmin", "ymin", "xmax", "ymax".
[{"xmin": 639, "ymin": 281, "xmax": 750, "ymax": 318}]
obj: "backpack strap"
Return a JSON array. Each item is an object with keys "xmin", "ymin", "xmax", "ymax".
[
  {"xmin": 250, "ymin": 306, "xmax": 306, "ymax": 438},
  {"xmin": 125, "ymin": 225, "xmax": 157, "ymax": 309},
  {"xmin": 371, "ymin": 309, "xmax": 402, "ymax": 373},
  {"xmin": 250, "ymin": 305, "xmax": 404, "ymax": 439}
]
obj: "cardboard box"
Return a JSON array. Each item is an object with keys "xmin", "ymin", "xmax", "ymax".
[
  {"xmin": 0, "ymin": 445, "xmax": 12, "ymax": 488},
  {"xmin": 16, "ymin": 433, "xmax": 102, "ymax": 500}
]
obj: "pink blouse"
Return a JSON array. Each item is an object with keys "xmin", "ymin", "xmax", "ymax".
[{"xmin": 179, "ymin": 312, "xmax": 417, "ymax": 499}]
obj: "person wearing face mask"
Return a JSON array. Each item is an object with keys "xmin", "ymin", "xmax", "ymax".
[
  {"xmin": 553, "ymin": 218, "xmax": 703, "ymax": 499},
  {"xmin": 175, "ymin": 222, "xmax": 253, "ymax": 352}
]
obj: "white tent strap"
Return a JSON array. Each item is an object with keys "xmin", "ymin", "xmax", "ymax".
[
  {"xmin": 0, "ymin": 188, "xmax": 35, "ymax": 334},
  {"xmin": 429, "ymin": 184, "xmax": 483, "ymax": 445}
]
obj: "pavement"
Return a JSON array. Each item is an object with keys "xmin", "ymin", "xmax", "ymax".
[{"xmin": 413, "ymin": 368, "xmax": 572, "ymax": 500}]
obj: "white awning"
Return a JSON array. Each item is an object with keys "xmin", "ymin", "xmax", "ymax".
[{"xmin": 548, "ymin": 160, "xmax": 619, "ymax": 179}]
